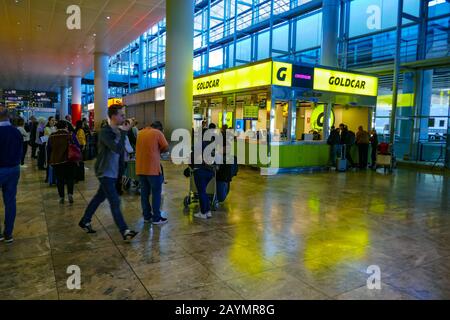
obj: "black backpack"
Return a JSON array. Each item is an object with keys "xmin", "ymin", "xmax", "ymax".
[{"xmin": 347, "ymin": 131, "xmax": 356, "ymax": 145}]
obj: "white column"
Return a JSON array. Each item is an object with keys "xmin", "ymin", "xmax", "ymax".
[
  {"xmin": 71, "ymin": 76, "xmax": 82, "ymax": 125},
  {"xmin": 60, "ymin": 86, "xmax": 68, "ymax": 119},
  {"xmin": 165, "ymin": 0, "xmax": 195, "ymax": 136},
  {"xmin": 94, "ymin": 52, "xmax": 109, "ymax": 130},
  {"xmin": 321, "ymin": 0, "xmax": 339, "ymax": 67}
]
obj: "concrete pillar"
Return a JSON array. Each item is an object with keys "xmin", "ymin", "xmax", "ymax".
[
  {"xmin": 94, "ymin": 52, "xmax": 109, "ymax": 130},
  {"xmin": 419, "ymin": 70, "xmax": 433, "ymax": 141},
  {"xmin": 165, "ymin": 0, "xmax": 195, "ymax": 137},
  {"xmin": 60, "ymin": 86, "xmax": 68, "ymax": 119},
  {"xmin": 323, "ymin": 102, "xmax": 332, "ymax": 140},
  {"xmin": 321, "ymin": 0, "xmax": 339, "ymax": 67},
  {"xmin": 396, "ymin": 72, "xmax": 415, "ymax": 159},
  {"xmin": 139, "ymin": 35, "xmax": 145, "ymax": 90},
  {"xmin": 71, "ymin": 76, "xmax": 82, "ymax": 125}
]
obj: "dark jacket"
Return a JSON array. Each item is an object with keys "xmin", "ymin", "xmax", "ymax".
[
  {"xmin": 29, "ymin": 121, "xmax": 38, "ymax": 145},
  {"xmin": 370, "ymin": 133, "xmax": 379, "ymax": 146},
  {"xmin": 0, "ymin": 122, "xmax": 23, "ymax": 168},
  {"xmin": 327, "ymin": 129, "xmax": 341, "ymax": 145},
  {"xmin": 94, "ymin": 125, "xmax": 126, "ymax": 178}
]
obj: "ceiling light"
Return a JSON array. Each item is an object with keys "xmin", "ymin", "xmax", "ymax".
[
  {"xmin": 17, "ymin": 21, "xmax": 21, "ymax": 25},
  {"xmin": 106, "ymin": 16, "xmax": 111, "ymax": 20},
  {"xmin": 93, "ymin": 33, "xmax": 96, "ymax": 37}
]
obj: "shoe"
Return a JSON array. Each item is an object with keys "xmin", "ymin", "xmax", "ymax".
[
  {"xmin": 194, "ymin": 212, "xmax": 208, "ymax": 220},
  {"xmin": 3, "ymin": 235, "xmax": 13, "ymax": 244},
  {"xmin": 122, "ymin": 230, "xmax": 138, "ymax": 242},
  {"xmin": 68, "ymin": 195, "xmax": 74, "ymax": 204},
  {"xmin": 0, "ymin": 233, "xmax": 4, "ymax": 242},
  {"xmin": 206, "ymin": 211, "xmax": 212, "ymax": 219},
  {"xmin": 79, "ymin": 221, "xmax": 97, "ymax": 234},
  {"xmin": 152, "ymin": 217, "xmax": 168, "ymax": 225},
  {"xmin": 59, "ymin": 198, "xmax": 65, "ymax": 204},
  {"xmin": 144, "ymin": 219, "xmax": 152, "ymax": 224}
]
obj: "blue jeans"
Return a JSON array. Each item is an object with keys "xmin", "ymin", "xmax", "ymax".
[
  {"xmin": 139, "ymin": 175, "xmax": 163, "ymax": 221},
  {"xmin": 193, "ymin": 167, "xmax": 214, "ymax": 214},
  {"xmin": 330, "ymin": 144, "xmax": 340, "ymax": 166},
  {"xmin": 0, "ymin": 166, "xmax": 20, "ymax": 237},
  {"xmin": 217, "ymin": 181, "xmax": 230, "ymax": 203},
  {"xmin": 81, "ymin": 177, "xmax": 128, "ymax": 234}
]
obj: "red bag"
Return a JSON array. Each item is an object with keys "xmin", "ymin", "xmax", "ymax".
[
  {"xmin": 378, "ymin": 142, "xmax": 390, "ymax": 155},
  {"xmin": 68, "ymin": 141, "xmax": 82, "ymax": 163}
]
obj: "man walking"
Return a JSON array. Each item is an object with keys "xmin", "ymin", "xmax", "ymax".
[
  {"xmin": 79, "ymin": 105, "xmax": 138, "ymax": 241},
  {"xmin": 136, "ymin": 121, "xmax": 169, "ymax": 225},
  {"xmin": 0, "ymin": 105, "xmax": 23, "ymax": 244}
]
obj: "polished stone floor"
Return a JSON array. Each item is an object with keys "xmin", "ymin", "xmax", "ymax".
[{"xmin": 0, "ymin": 158, "xmax": 449, "ymax": 300}]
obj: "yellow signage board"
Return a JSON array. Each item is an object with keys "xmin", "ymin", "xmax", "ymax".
[
  {"xmin": 108, "ymin": 98, "xmax": 123, "ymax": 107},
  {"xmin": 193, "ymin": 61, "xmax": 272, "ymax": 96},
  {"xmin": 377, "ymin": 93, "xmax": 415, "ymax": 107},
  {"xmin": 313, "ymin": 68, "xmax": 378, "ymax": 97},
  {"xmin": 272, "ymin": 61, "xmax": 292, "ymax": 87}
]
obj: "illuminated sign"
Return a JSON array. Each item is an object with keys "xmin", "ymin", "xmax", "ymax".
[
  {"xmin": 108, "ymin": 98, "xmax": 123, "ymax": 107},
  {"xmin": 218, "ymin": 112, "xmax": 234, "ymax": 128},
  {"xmin": 313, "ymin": 68, "xmax": 378, "ymax": 97},
  {"xmin": 310, "ymin": 105, "xmax": 335, "ymax": 131},
  {"xmin": 292, "ymin": 66, "xmax": 314, "ymax": 89},
  {"xmin": 193, "ymin": 61, "xmax": 272, "ymax": 96},
  {"xmin": 377, "ymin": 93, "xmax": 415, "ymax": 108},
  {"xmin": 243, "ymin": 105, "xmax": 260, "ymax": 120},
  {"xmin": 155, "ymin": 87, "xmax": 165, "ymax": 101},
  {"xmin": 192, "ymin": 61, "xmax": 378, "ymax": 97},
  {"xmin": 272, "ymin": 61, "xmax": 292, "ymax": 87}
]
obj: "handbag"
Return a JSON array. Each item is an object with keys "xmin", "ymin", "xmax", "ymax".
[{"xmin": 68, "ymin": 135, "xmax": 82, "ymax": 163}]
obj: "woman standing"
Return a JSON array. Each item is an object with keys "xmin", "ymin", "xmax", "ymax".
[
  {"xmin": 16, "ymin": 118, "xmax": 30, "ymax": 166},
  {"xmin": 48, "ymin": 121, "xmax": 80, "ymax": 204},
  {"xmin": 44, "ymin": 117, "xmax": 57, "ymax": 182},
  {"xmin": 36, "ymin": 118, "xmax": 47, "ymax": 170}
]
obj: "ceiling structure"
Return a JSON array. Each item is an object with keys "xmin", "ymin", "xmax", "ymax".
[{"xmin": 0, "ymin": 0, "xmax": 166, "ymax": 92}]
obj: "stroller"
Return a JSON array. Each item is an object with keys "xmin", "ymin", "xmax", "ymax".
[
  {"xmin": 375, "ymin": 142, "xmax": 396, "ymax": 173},
  {"xmin": 183, "ymin": 167, "xmax": 219, "ymax": 211}
]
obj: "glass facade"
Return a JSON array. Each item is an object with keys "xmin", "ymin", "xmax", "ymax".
[{"xmin": 80, "ymin": 0, "xmax": 449, "ymax": 165}]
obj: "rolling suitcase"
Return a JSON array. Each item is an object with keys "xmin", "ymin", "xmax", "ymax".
[{"xmin": 337, "ymin": 145, "xmax": 347, "ymax": 172}]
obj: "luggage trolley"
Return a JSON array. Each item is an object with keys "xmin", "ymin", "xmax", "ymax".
[
  {"xmin": 375, "ymin": 143, "xmax": 396, "ymax": 173},
  {"xmin": 122, "ymin": 160, "xmax": 140, "ymax": 193},
  {"xmin": 183, "ymin": 167, "xmax": 219, "ymax": 211}
]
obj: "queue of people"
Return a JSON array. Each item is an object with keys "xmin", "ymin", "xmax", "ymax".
[{"xmin": 328, "ymin": 124, "xmax": 379, "ymax": 170}]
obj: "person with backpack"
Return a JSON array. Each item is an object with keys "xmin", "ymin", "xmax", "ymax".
[
  {"xmin": 48, "ymin": 121, "xmax": 80, "ymax": 204},
  {"xmin": 339, "ymin": 124, "xmax": 356, "ymax": 168},
  {"xmin": 327, "ymin": 126, "xmax": 341, "ymax": 167}
]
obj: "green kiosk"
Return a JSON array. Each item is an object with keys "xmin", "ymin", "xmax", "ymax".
[{"xmin": 192, "ymin": 58, "xmax": 379, "ymax": 175}]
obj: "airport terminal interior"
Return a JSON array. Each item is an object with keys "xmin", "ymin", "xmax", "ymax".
[{"xmin": 0, "ymin": 0, "xmax": 450, "ymax": 300}]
